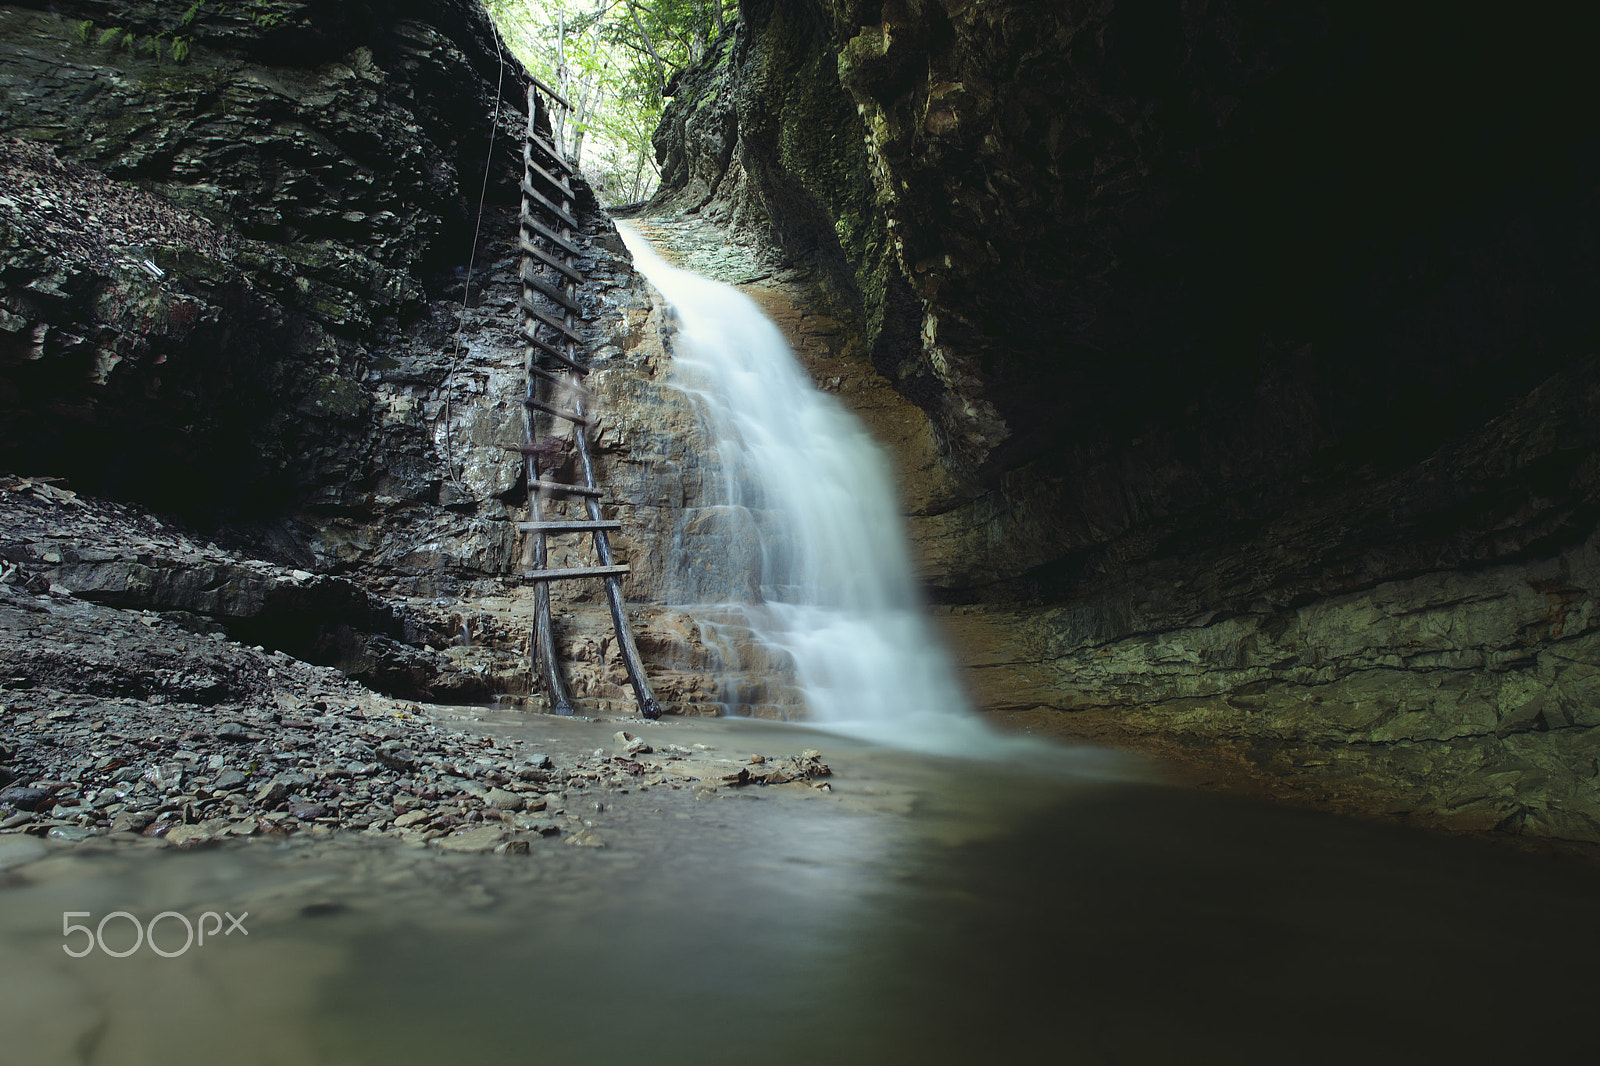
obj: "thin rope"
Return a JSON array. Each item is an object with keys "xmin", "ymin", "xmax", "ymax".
[{"xmin": 441, "ymin": 25, "xmax": 507, "ymax": 490}]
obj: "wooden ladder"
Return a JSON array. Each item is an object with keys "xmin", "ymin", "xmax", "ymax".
[{"xmin": 515, "ymin": 83, "xmax": 660, "ymax": 719}]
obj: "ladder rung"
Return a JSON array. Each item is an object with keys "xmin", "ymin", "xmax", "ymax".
[
  {"xmin": 519, "ymin": 521, "xmax": 621, "ymax": 533},
  {"xmin": 528, "ymin": 131, "xmax": 573, "ymax": 173},
  {"xmin": 529, "ymin": 75, "xmax": 572, "ymax": 112},
  {"xmin": 524, "ymin": 396, "xmax": 587, "ymax": 424},
  {"xmin": 524, "ymin": 149, "xmax": 576, "ymax": 198},
  {"xmin": 520, "ymin": 214, "xmax": 585, "ymax": 258},
  {"xmin": 523, "ymin": 564, "xmax": 630, "ymax": 581},
  {"xmin": 521, "ymin": 310, "xmax": 586, "ymax": 347},
  {"xmin": 527, "ymin": 362, "xmax": 581, "ymax": 387},
  {"xmin": 521, "ymin": 240, "xmax": 585, "ymax": 285},
  {"xmin": 531, "ymin": 479, "xmax": 603, "ymax": 498},
  {"xmin": 523, "ymin": 330, "xmax": 589, "ymax": 374},
  {"xmin": 521, "ymin": 180, "xmax": 583, "ymax": 230},
  {"xmin": 522, "ymin": 279, "xmax": 580, "ymax": 317}
]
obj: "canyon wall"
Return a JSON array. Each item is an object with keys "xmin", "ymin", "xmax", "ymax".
[
  {"xmin": 648, "ymin": 0, "xmax": 1600, "ymax": 841},
  {"xmin": 8, "ymin": 0, "xmax": 1600, "ymax": 844},
  {"xmin": 0, "ymin": 1, "xmax": 730, "ymax": 711}
]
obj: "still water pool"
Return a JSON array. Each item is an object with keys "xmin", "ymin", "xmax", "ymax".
[{"xmin": 3, "ymin": 711, "xmax": 1597, "ymax": 1065}]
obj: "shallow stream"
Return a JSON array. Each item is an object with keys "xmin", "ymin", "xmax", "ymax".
[{"xmin": 4, "ymin": 710, "xmax": 1597, "ymax": 1065}]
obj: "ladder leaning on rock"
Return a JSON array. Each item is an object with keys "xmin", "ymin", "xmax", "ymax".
[{"xmin": 511, "ymin": 82, "xmax": 660, "ymax": 719}]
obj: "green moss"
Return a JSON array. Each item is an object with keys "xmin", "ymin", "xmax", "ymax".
[
  {"xmin": 758, "ymin": 2, "xmax": 900, "ymax": 345},
  {"xmin": 302, "ymin": 373, "xmax": 370, "ymax": 420},
  {"xmin": 151, "ymin": 245, "xmax": 233, "ymax": 284},
  {"xmin": 137, "ymin": 67, "xmax": 226, "ymax": 94}
]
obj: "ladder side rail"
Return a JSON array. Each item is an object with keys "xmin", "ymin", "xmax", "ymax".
[
  {"xmin": 547, "ymin": 158, "xmax": 662, "ymax": 720},
  {"xmin": 521, "ymin": 83, "xmax": 574, "ymax": 714}
]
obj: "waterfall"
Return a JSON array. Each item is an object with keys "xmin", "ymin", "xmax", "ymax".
[{"xmin": 619, "ymin": 224, "xmax": 992, "ymax": 754}]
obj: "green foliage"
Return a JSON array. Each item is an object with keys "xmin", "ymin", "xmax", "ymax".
[
  {"xmin": 78, "ymin": 3, "xmax": 204, "ymax": 65},
  {"xmin": 485, "ymin": 0, "xmax": 738, "ymax": 203}
]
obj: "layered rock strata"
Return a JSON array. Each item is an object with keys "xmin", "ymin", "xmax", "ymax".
[
  {"xmin": 647, "ymin": 1, "xmax": 1600, "ymax": 842},
  {"xmin": 0, "ymin": 1, "xmax": 751, "ymax": 714}
]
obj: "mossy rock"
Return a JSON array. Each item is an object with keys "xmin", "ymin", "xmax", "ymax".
[{"xmin": 300, "ymin": 373, "xmax": 370, "ymax": 421}]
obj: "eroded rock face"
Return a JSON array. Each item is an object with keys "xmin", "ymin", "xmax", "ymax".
[
  {"xmin": 0, "ymin": 2, "xmax": 733, "ymax": 712},
  {"xmin": 648, "ymin": 1, "xmax": 1600, "ymax": 840},
  {"xmin": 0, "ymin": 0, "xmax": 517, "ymax": 515}
]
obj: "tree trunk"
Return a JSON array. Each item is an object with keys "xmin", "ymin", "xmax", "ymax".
[
  {"xmin": 553, "ymin": 10, "xmax": 568, "ymax": 153},
  {"xmin": 627, "ymin": 2, "xmax": 668, "ymax": 97}
]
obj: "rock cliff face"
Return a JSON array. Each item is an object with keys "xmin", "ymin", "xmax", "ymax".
[
  {"xmin": 8, "ymin": 0, "xmax": 1600, "ymax": 846},
  {"xmin": 0, "ymin": 0, "xmax": 552, "ymax": 698},
  {"xmin": 649, "ymin": 0, "xmax": 1600, "ymax": 841},
  {"xmin": 0, "ymin": 0, "xmax": 519, "ymax": 511},
  {"xmin": 0, "ymin": 1, "xmax": 716, "ymax": 709}
]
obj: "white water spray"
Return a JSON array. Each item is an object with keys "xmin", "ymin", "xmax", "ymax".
[{"xmin": 619, "ymin": 225, "xmax": 997, "ymax": 754}]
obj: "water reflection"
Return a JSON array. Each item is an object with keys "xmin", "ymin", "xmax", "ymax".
[{"xmin": 3, "ymin": 715, "xmax": 1598, "ymax": 1064}]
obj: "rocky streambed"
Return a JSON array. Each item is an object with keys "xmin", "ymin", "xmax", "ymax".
[
  {"xmin": 0, "ymin": 472, "xmax": 833, "ymax": 859},
  {"xmin": 0, "ymin": 659, "xmax": 832, "ymax": 861}
]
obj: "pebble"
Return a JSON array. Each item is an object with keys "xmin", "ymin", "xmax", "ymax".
[
  {"xmin": 165, "ymin": 824, "xmax": 213, "ymax": 848},
  {"xmin": 377, "ymin": 743, "xmax": 418, "ymax": 771},
  {"xmin": 611, "ymin": 730, "xmax": 653, "ymax": 755},
  {"xmin": 46, "ymin": 825, "xmax": 96, "ymax": 843},
  {"xmin": 0, "ymin": 785, "xmax": 48, "ymax": 811},
  {"xmin": 0, "ymin": 559, "xmax": 840, "ymax": 858},
  {"xmin": 144, "ymin": 764, "xmax": 184, "ymax": 791},
  {"xmin": 255, "ymin": 771, "xmax": 313, "ymax": 807},
  {"xmin": 434, "ymin": 825, "xmax": 506, "ymax": 853},
  {"xmin": 484, "ymin": 788, "xmax": 523, "ymax": 811},
  {"xmin": 288, "ymin": 800, "xmax": 330, "ymax": 820},
  {"xmin": 111, "ymin": 810, "xmax": 155, "ymax": 833}
]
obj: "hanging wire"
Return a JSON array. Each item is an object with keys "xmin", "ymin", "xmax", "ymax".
[{"xmin": 440, "ymin": 24, "xmax": 508, "ymax": 491}]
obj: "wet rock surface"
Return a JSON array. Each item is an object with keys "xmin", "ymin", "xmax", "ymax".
[
  {"xmin": 7, "ymin": 0, "xmax": 1598, "ymax": 853},
  {"xmin": 5, "ymin": 717, "xmax": 1599, "ymax": 1065},
  {"xmin": 0, "ymin": 0, "xmax": 525, "ymax": 515},
  {"xmin": 0, "ymin": 475, "xmax": 478, "ymax": 701},
  {"xmin": 649, "ymin": 1, "xmax": 1600, "ymax": 842},
  {"xmin": 0, "ymin": 577, "xmax": 837, "ymax": 854},
  {"xmin": 0, "ymin": 1, "xmax": 784, "ymax": 721}
]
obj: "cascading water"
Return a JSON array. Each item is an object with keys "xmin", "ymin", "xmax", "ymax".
[{"xmin": 619, "ymin": 224, "xmax": 992, "ymax": 754}]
